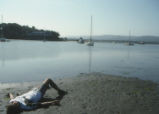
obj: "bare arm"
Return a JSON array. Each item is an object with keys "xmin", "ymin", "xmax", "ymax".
[
  {"xmin": 9, "ymin": 93, "xmax": 14, "ymax": 99},
  {"xmin": 26, "ymin": 100, "xmax": 60, "ymax": 107},
  {"xmin": 38, "ymin": 100, "xmax": 60, "ymax": 106}
]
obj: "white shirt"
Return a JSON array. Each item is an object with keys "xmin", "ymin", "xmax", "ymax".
[{"xmin": 10, "ymin": 88, "xmax": 42, "ymax": 110}]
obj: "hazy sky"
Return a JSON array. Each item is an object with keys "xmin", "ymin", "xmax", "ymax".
[{"xmin": 0, "ymin": 0, "xmax": 159, "ymax": 37}]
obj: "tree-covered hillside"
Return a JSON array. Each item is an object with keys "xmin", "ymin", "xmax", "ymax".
[{"xmin": 0, "ymin": 23, "xmax": 60, "ymax": 41}]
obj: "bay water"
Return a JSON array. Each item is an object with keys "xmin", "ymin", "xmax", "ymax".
[{"xmin": 0, "ymin": 40, "xmax": 159, "ymax": 83}]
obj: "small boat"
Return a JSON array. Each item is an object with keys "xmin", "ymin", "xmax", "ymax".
[
  {"xmin": 138, "ymin": 41, "xmax": 145, "ymax": 44},
  {"xmin": 78, "ymin": 37, "xmax": 84, "ymax": 44},
  {"xmin": 0, "ymin": 37, "xmax": 7, "ymax": 42}
]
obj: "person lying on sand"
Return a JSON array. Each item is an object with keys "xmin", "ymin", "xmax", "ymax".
[{"xmin": 6, "ymin": 78, "xmax": 67, "ymax": 114}]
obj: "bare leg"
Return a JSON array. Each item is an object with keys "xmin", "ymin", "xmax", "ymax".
[{"xmin": 39, "ymin": 78, "xmax": 67, "ymax": 96}]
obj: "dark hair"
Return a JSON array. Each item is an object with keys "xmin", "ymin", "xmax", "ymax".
[{"xmin": 6, "ymin": 103, "xmax": 21, "ymax": 114}]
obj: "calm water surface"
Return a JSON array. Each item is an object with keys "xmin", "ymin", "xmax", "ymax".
[{"xmin": 0, "ymin": 40, "xmax": 159, "ymax": 83}]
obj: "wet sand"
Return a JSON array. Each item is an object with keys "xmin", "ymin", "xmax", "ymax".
[{"xmin": 1, "ymin": 73, "xmax": 159, "ymax": 114}]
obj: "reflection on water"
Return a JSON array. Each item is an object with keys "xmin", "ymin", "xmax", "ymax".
[
  {"xmin": 0, "ymin": 43, "xmax": 5, "ymax": 67},
  {"xmin": 88, "ymin": 46, "xmax": 92, "ymax": 73},
  {"xmin": 0, "ymin": 40, "xmax": 60, "ymax": 60},
  {"xmin": 0, "ymin": 40, "xmax": 159, "ymax": 83}
]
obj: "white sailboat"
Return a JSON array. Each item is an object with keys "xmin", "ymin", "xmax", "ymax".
[
  {"xmin": 0, "ymin": 15, "xmax": 7, "ymax": 42},
  {"xmin": 86, "ymin": 16, "xmax": 94, "ymax": 46},
  {"xmin": 126, "ymin": 30, "xmax": 134, "ymax": 46}
]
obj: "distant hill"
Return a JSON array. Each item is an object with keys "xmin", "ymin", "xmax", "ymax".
[
  {"xmin": 69, "ymin": 35, "xmax": 159, "ymax": 43},
  {"xmin": 93, "ymin": 35, "xmax": 159, "ymax": 42}
]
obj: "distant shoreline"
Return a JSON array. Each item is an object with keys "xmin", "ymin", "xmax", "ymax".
[
  {"xmin": 67, "ymin": 38, "xmax": 159, "ymax": 44},
  {"xmin": 2, "ymin": 38, "xmax": 159, "ymax": 44}
]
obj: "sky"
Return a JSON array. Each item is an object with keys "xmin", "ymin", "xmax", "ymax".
[{"xmin": 0, "ymin": 0, "xmax": 159, "ymax": 37}]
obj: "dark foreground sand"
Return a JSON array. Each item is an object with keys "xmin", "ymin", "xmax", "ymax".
[{"xmin": 1, "ymin": 73, "xmax": 159, "ymax": 114}]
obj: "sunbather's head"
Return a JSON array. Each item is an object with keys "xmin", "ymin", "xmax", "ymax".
[{"xmin": 6, "ymin": 101, "xmax": 20, "ymax": 114}]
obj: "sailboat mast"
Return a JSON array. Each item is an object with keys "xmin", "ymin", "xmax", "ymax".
[
  {"xmin": 129, "ymin": 30, "xmax": 131, "ymax": 42},
  {"xmin": 1, "ymin": 15, "xmax": 3, "ymax": 24},
  {"xmin": 0, "ymin": 15, "xmax": 3, "ymax": 37},
  {"xmin": 90, "ymin": 16, "xmax": 93, "ymax": 41}
]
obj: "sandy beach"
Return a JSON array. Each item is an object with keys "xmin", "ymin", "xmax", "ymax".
[{"xmin": 1, "ymin": 73, "xmax": 159, "ymax": 114}]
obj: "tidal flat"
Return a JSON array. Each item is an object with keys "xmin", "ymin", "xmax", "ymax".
[{"xmin": 1, "ymin": 73, "xmax": 159, "ymax": 114}]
